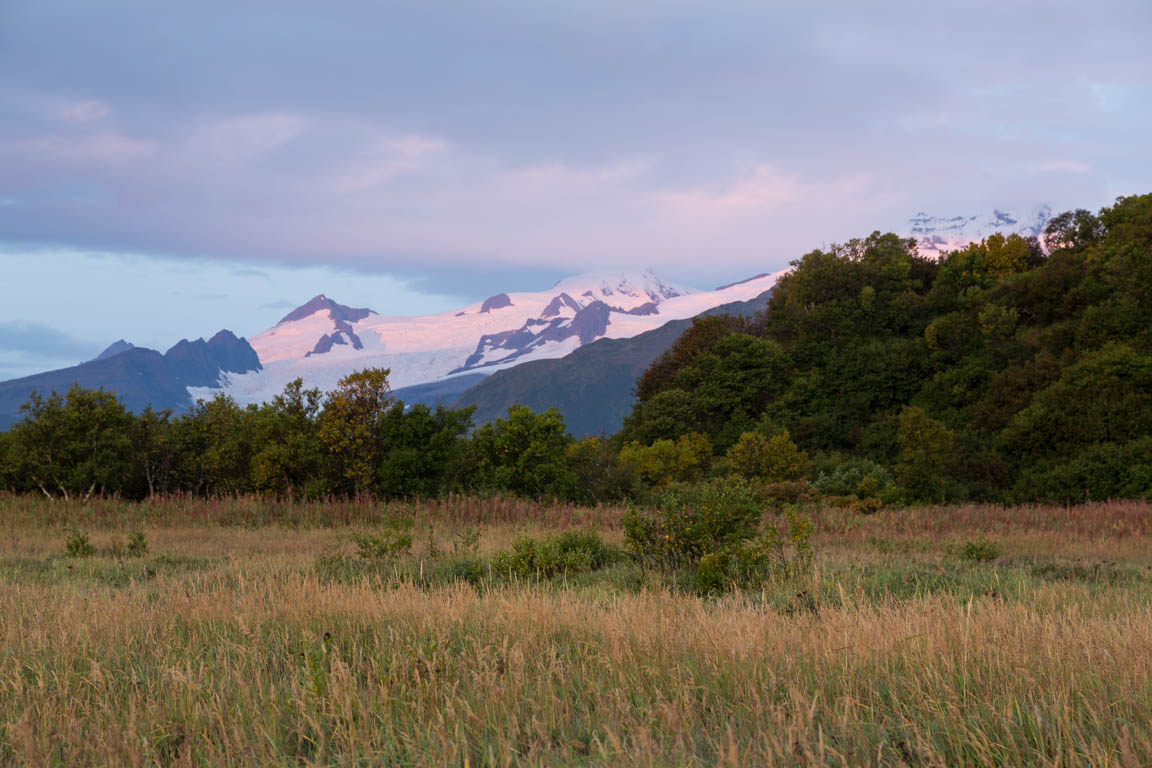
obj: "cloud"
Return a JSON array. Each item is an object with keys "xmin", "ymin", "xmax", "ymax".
[
  {"xmin": 169, "ymin": 291, "xmax": 229, "ymax": 300},
  {"xmin": 0, "ymin": 0, "xmax": 1145, "ymax": 288},
  {"xmin": 655, "ymin": 166, "xmax": 807, "ymax": 216},
  {"xmin": 179, "ymin": 113, "xmax": 308, "ymax": 166},
  {"xmin": 1033, "ymin": 160, "xmax": 1093, "ymax": 174},
  {"xmin": 258, "ymin": 299, "xmax": 298, "ymax": 310},
  {"xmin": 10, "ymin": 132, "xmax": 155, "ymax": 167},
  {"xmin": 0, "ymin": 321, "xmax": 96, "ymax": 359},
  {"xmin": 55, "ymin": 99, "xmax": 111, "ymax": 124},
  {"xmin": 233, "ymin": 267, "xmax": 271, "ymax": 280}
]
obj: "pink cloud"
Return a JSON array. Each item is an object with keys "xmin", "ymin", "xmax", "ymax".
[
  {"xmin": 55, "ymin": 100, "xmax": 111, "ymax": 124},
  {"xmin": 654, "ymin": 166, "xmax": 807, "ymax": 216}
]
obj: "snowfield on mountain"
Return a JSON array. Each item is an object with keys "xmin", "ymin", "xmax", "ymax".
[{"xmin": 198, "ymin": 269, "xmax": 786, "ymax": 405}]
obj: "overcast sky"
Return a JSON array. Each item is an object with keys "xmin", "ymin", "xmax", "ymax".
[{"xmin": 1, "ymin": 0, "xmax": 1150, "ymax": 379}]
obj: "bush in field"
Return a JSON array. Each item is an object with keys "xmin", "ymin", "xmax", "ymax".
[
  {"xmin": 623, "ymin": 477, "xmax": 764, "ymax": 571},
  {"xmin": 65, "ymin": 529, "xmax": 94, "ymax": 558},
  {"xmin": 127, "ymin": 531, "xmax": 148, "ymax": 557},
  {"xmin": 352, "ymin": 518, "xmax": 413, "ymax": 561},
  {"xmin": 959, "ymin": 538, "xmax": 1001, "ymax": 562},
  {"xmin": 813, "ymin": 458, "xmax": 903, "ymax": 506},
  {"xmin": 490, "ymin": 530, "xmax": 617, "ymax": 578},
  {"xmin": 623, "ymin": 478, "xmax": 816, "ymax": 592},
  {"xmin": 694, "ymin": 510, "xmax": 814, "ymax": 593},
  {"xmin": 755, "ymin": 479, "xmax": 819, "ymax": 506}
]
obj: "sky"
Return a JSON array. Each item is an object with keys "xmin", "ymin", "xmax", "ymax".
[{"xmin": 1, "ymin": 0, "xmax": 1150, "ymax": 379}]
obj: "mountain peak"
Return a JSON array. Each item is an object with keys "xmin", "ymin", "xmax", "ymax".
[
  {"xmin": 278, "ymin": 295, "xmax": 375, "ymax": 325},
  {"xmin": 550, "ymin": 268, "xmax": 693, "ymax": 304},
  {"xmin": 93, "ymin": 339, "xmax": 136, "ymax": 361}
]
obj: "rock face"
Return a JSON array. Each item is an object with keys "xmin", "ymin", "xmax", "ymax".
[
  {"xmin": 479, "ymin": 293, "xmax": 513, "ymax": 313},
  {"xmin": 541, "ymin": 293, "xmax": 581, "ymax": 318},
  {"xmin": 278, "ymin": 295, "xmax": 373, "ymax": 325},
  {"xmin": 0, "ymin": 331, "xmax": 262, "ymax": 429},
  {"xmin": 165, "ymin": 330, "xmax": 263, "ymax": 387}
]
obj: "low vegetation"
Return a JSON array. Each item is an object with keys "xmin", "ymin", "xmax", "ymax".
[{"xmin": 1, "ymin": 496, "xmax": 1151, "ymax": 765}]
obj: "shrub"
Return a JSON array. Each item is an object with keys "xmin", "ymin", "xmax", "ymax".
[
  {"xmin": 490, "ymin": 530, "xmax": 617, "ymax": 579},
  {"xmin": 694, "ymin": 510, "xmax": 814, "ymax": 593},
  {"xmin": 753, "ymin": 479, "xmax": 819, "ymax": 506},
  {"xmin": 959, "ymin": 538, "xmax": 1000, "ymax": 562},
  {"xmin": 452, "ymin": 527, "xmax": 481, "ymax": 556},
  {"xmin": 65, "ymin": 529, "xmax": 94, "ymax": 558},
  {"xmin": 353, "ymin": 518, "xmax": 413, "ymax": 561},
  {"xmin": 623, "ymin": 478, "xmax": 763, "ymax": 571},
  {"xmin": 813, "ymin": 458, "xmax": 903, "ymax": 507},
  {"xmin": 127, "ymin": 531, "xmax": 148, "ymax": 557},
  {"xmin": 434, "ymin": 557, "xmax": 485, "ymax": 585}
]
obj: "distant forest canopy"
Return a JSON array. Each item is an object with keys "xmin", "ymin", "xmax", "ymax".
[{"xmin": 2, "ymin": 194, "xmax": 1150, "ymax": 505}]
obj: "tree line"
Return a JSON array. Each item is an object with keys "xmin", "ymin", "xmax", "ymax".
[
  {"xmin": 2, "ymin": 194, "xmax": 1150, "ymax": 505},
  {"xmin": 618, "ymin": 194, "xmax": 1152, "ymax": 503}
]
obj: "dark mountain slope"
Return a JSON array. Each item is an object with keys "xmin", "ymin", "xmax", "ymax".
[
  {"xmin": 392, "ymin": 373, "xmax": 489, "ymax": 408},
  {"xmin": 0, "ymin": 331, "xmax": 260, "ymax": 429},
  {"xmin": 453, "ymin": 290, "xmax": 772, "ymax": 436}
]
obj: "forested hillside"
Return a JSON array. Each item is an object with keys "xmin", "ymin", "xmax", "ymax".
[
  {"xmin": 1, "ymin": 195, "xmax": 1149, "ymax": 504},
  {"xmin": 621, "ymin": 194, "xmax": 1152, "ymax": 502}
]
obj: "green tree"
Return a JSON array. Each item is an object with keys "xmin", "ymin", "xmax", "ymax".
[
  {"xmin": 467, "ymin": 405, "xmax": 574, "ymax": 498},
  {"xmin": 134, "ymin": 407, "xmax": 176, "ymax": 498},
  {"xmin": 621, "ymin": 334, "xmax": 792, "ymax": 451},
  {"xmin": 1004, "ymin": 343, "xmax": 1152, "ymax": 461},
  {"xmin": 249, "ymin": 379, "xmax": 325, "ymax": 497},
  {"xmin": 6, "ymin": 386, "xmax": 135, "ymax": 500},
  {"xmin": 896, "ymin": 405, "xmax": 956, "ymax": 502},
  {"xmin": 317, "ymin": 368, "xmax": 396, "ymax": 495},
  {"xmin": 0, "ymin": 429, "xmax": 14, "ymax": 492},
  {"xmin": 983, "ymin": 232, "xmax": 1034, "ymax": 278},
  {"xmin": 725, "ymin": 431, "xmax": 807, "ymax": 482},
  {"xmin": 376, "ymin": 401, "xmax": 473, "ymax": 498},
  {"xmin": 617, "ymin": 432, "xmax": 713, "ymax": 488},
  {"xmin": 172, "ymin": 394, "xmax": 255, "ymax": 495},
  {"xmin": 564, "ymin": 435, "xmax": 634, "ymax": 504}
]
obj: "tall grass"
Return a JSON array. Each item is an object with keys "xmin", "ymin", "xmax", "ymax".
[
  {"xmin": 0, "ymin": 491, "xmax": 626, "ymax": 530},
  {"xmin": 1, "ymin": 496, "xmax": 1150, "ymax": 766}
]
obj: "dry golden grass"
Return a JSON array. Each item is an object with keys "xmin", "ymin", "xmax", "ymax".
[{"xmin": 1, "ymin": 497, "xmax": 1151, "ymax": 766}]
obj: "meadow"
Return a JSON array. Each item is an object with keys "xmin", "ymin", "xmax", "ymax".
[{"xmin": 1, "ymin": 495, "xmax": 1150, "ymax": 766}]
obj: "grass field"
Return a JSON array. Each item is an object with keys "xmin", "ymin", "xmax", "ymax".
[{"xmin": 1, "ymin": 495, "xmax": 1150, "ymax": 766}]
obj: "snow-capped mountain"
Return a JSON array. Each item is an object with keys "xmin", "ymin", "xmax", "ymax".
[
  {"xmin": 907, "ymin": 205, "xmax": 1052, "ymax": 256},
  {"xmin": 204, "ymin": 268, "xmax": 784, "ymax": 405}
]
